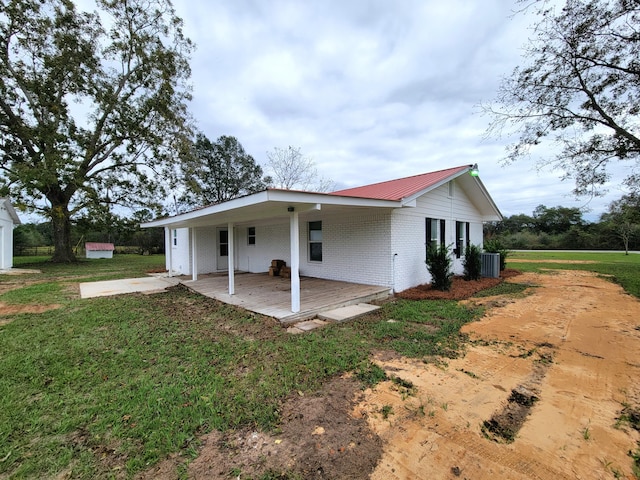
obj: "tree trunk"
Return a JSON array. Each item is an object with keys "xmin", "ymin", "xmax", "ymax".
[{"xmin": 50, "ymin": 204, "xmax": 76, "ymax": 263}]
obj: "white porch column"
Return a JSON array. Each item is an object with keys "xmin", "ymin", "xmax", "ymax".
[
  {"xmin": 227, "ymin": 222, "xmax": 235, "ymax": 295},
  {"xmin": 191, "ymin": 227, "xmax": 198, "ymax": 281},
  {"xmin": 166, "ymin": 227, "xmax": 173, "ymax": 277},
  {"xmin": 289, "ymin": 210, "xmax": 300, "ymax": 313}
]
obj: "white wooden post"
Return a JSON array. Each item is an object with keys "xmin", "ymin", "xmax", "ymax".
[
  {"xmin": 166, "ymin": 227, "xmax": 173, "ymax": 277},
  {"xmin": 290, "ymin": 210, "xmax": 300, "ymax": 313},
  {"xmin": 191, "ymin": 227, "xmax": 198, "ymax": 282},
  {"xmin": 228, "ymin": 222, "xmax": 235, "ymax": 295}
]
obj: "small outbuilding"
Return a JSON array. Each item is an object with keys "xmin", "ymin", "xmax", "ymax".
[
  {"xmin": 85, "ymin": 242, "xmax": 115, "ymax": 259},
  {"xmin": 0, "ymin": 198, "xmax": 21, "ymax": 270}
]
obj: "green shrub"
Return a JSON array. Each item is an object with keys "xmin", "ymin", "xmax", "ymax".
[
  {"xmin": 484, "ymin": 239, "xmax": 509, "ymax": 271},
  {"xmin": 463, "ymin": 244, "xmax": 482, "ymax": 280},
  {"xmin": 426, "ymin": 244, "xmax": 453, "ymax": 291}
]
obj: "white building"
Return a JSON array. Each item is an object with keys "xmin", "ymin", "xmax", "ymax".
[
  {"xmin": 85, "ymin": 242, "xmax": 115, "ymax": 259},
  {"xmin": 0, "ymin": 198, "xmax": 21, "ymax": 270},
  {"xmin": 142, "ymin": 165, "xmax": 502, "ymax": 314}
]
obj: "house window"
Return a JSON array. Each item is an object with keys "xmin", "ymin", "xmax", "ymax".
[
  {"xmin": 308, "ymin": 221, "xmax": 322, "ymax": 262},
  {"xmin": 247, "ymin": 227, "xmax": 256, "ymax": 245},
  {"xmin": 455, "ymin": 221, "xmax": 469, "ymax": 258},
  {"xmin": 219, "ymin": 229, "xmax": 228, "ymax": 257},
  {"xmin": 172, "ymin": 229, "xmax": 177, "ymax": 247},
  {"xmin": 425, "ymin": 218, "xmax": 446, "ymax": 259},
  {"xmin": 466, "ymin": 222, "xmax": 470, "ymax": 249}
]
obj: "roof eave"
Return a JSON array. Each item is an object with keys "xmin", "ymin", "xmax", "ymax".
[
  {"xmin": 1, "ymin": 198, "xmax": 21, "ymax": 225},
  {"xmin": 399, "ymin": 165, "xmax": 472, "ymax": 206},
  {"xmin": 141, "ymin": 190, "xmax": 401, "ymax": 229}
]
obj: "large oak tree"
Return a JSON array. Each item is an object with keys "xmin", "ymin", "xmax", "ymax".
[
  {"xmin": 0, "ymin": 0, "xmax": 192, "ymax": 262},
  {"xmin": 484, "ymin": 0, "xmax": 640, "ymax": 197}
]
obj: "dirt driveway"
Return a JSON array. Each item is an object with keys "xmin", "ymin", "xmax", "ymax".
[{"xmin": 357, "ymin": 269, "xmax": 640, "ymax": 479}]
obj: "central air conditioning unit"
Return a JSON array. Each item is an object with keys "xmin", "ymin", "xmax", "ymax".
[{"xmin": 481, "ymin": 253, "xmax": 500, "ymax": 278}]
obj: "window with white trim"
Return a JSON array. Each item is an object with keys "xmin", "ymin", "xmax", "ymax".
[
  {"xmin": 425, "ymin": 218, "xmax": 446, "ymax": 260},
  {"xmin": 308, "ymin": 221, "xmax": 322, "ymax": 262},
  {"xmin": 247, "ymin": 226, "xmax": 256, "ymax": 245},
  {"xmin": 455, "ymin": 221, "xmax": 470, "ymax": 258}
]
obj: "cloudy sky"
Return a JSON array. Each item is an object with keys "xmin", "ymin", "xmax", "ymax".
[{"xmin": 170, "ymin": 0, "xmax": 627, "ymax": 221}]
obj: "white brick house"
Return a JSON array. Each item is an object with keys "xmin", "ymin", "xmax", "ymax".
[{"xmin": 142, "ymin": 165, "xmax": 502, "ymax": 312}]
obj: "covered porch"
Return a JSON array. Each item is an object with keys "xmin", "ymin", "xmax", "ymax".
[
  {"xmin": 145, "ymin": 189, "xmax": 400, "ymax": 316},
  {"xmin": 182, "ymin": 272, "xmax": 391, "ymax": 323}
]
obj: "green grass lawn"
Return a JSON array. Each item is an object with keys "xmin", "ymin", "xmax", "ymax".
[
  {"xmin": 1, "ymin": 252, "xmax": 638, "ymax": 478},
  {"xmin": 507, "ymin": 251, "xmax": 640, "ymax": 298}
]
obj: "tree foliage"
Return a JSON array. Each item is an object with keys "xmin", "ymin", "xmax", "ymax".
[
  {"xmin": 178, "ymin": 134, "xmax": 270, "ymax": 209},
  {"xmin": 600, "ymin": 193, "xmax": 640, "ymax": 253},
  {"xmin": 425, "ymin": 244, "xmax": 453, "ymax": 291},
  {"xmin": 266, "ymin": 145, "xmax": 334, "ymax": 192},
  {"xmin": 0, "ymin": 0, "xmax": 192, "ymax": 262},
  {"xmin": 485, "ymin": 0, "xmax": 640, "ymax": 196},
  {"xmin": 463, "ymin": 244, "xmax": 482, "ymax": 281},
  {"xmin": 484, "ymin": 200, "xmax": 640, "ymax": 251},
  {"xmin": 13, "ymin": 223, "xmax": 45, "ymax": 250},
  {"xmin": 532, "ymin": 204, "xmax": 584, "ymax": 234}
]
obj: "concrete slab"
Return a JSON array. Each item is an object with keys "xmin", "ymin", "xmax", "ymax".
[
  {"xmin": 79, "ymin": 276, "xmax": 180, "ymax": 299},
  {"xmin": 295, "ymin": 319, "xmax": 329, "ymax": 331},
  {"xmin": 318, "ymin": 303, "xmax": 380, "ymax": 322},
  {"xmin": 286, "ymin": 319, "xmax": 329, "ymax": 334},
  {"xmin": 286, "ymin": 326, "xmax": 305, "ymax": 334}
]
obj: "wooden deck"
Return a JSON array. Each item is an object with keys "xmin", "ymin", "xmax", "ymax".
[{"xmin": 181, "ymin": 273, "xmax": 391, "ymax": 323}]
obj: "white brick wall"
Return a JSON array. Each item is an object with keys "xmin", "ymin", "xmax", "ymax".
[
  {"xmin": 166, "ymin": 227, "xmax": 192, "ymax": 275},
  {"xmin": 390, "ymin": 212, "xmax": 429, "ymax": 292},
  {"xmin": 391, "ymin": 180, "xmax": 487, "ymax": 291},
  {"xmin": 235, "ymin": 223, "xmax": 290, "ymax": 272},
  {"xmin": 195, "ymin": 226, "xmax": 217, "ymax": 273},
  {"xmin": 300, "ymin": 211, "xmax": 393, "ymax": 287}
]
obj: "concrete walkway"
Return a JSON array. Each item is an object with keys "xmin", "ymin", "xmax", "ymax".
[
  {"xmin": 79, "ymin": 276, "xmax": 181, "ymax": 299},
  {"xmin": 286, "ymin": 303, "xmax": 381, "ymax": 333}
]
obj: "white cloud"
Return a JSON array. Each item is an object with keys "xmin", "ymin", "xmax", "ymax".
[{"xmin": 171, "ymin": 0, "xmax": 626, "ymax": 221}]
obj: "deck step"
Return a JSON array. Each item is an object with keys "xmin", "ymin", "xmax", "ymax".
[
  {"xmin": 318, "ymin": 303, "xmax": 381, "ymax": 322},
  {"xmin": 279, "ymin": 289, "xmax": 389, "ymax": 323}
]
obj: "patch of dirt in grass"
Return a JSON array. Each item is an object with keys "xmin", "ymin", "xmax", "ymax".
[
  {"xmin": 0, "ymin": 301, "xmax": 61, "ymax": 323},
  {"xmin": 397, "ymin": 269, "xmax": 522, "ymax": 300},
  {"xmin": 137, "ymin": 375, "xmax": 383, "ymax": 480},
  {"xmin": 152, "ymin": 284, "xmax": 283, "ymax": 341}
]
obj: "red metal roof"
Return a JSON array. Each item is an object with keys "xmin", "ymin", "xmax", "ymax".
[
  {"xmin": 85, "ymin": 242, "xmax": 115, "ymax": 251},
  {"xmin": 330, "ymin": 165, "xmax": 470, "ymax": 201}
]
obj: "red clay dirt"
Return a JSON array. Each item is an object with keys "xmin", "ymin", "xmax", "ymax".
[
  {"xmin": 357, "ymin": 269, "xmax": 640, "ymax": 479},
  {"xmin": 397, "ymin": 268, "xmax": 522, "ymax": 300}
]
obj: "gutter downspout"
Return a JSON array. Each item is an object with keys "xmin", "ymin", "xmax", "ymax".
[{"xmin": 392, "ymin": 253, "xmax": 398, "ymax": 293}]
